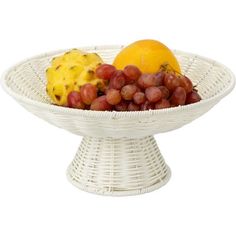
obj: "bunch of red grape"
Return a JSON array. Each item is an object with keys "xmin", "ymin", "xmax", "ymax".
[{"xmin": 67, "ymin": 64, "xmax": 201, "ymax": 111}]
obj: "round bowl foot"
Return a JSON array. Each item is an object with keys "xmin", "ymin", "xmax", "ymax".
[{"xmin": 67, "ymin": 136, "xmax": 171, "ymax": 196}]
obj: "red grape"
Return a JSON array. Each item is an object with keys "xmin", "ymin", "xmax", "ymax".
[
  {"xmin": 123, "ymin": 65, "xmax": 141, "ymax": 83},
  {"xmin": 170, "ymin": 87, "xmax": 186, "ymax": 106},
  {"xmin": 106, "ymin": 89, "xmax": 122, "ymax": 105},
  {"xmin": 154, "ymin": 71, "xmax": 165, "ymax": 86},
  {"xmin": 140, "ymin": 101, "xmax": 154, "ymax": 111},
  {"xmin": 67, "ymin": 91, "xmax": 85, "ymax": 109},
  {"xmin": 109, "ymin": 70, "xmax": 126, "ymax": 89},
  {"xmin": 133, "ymin": 92, "xmax": 146, "ymax": 105},
  {"xmin": 158, "ymin": 86, "xmax": 170, "ymax": 99},
  {"xmin": 179, "ymin": 75, "xmax": 193, "ymax": 93},
  {"xmin": 145, "ymin": 87, "xmax": 162, "ymax": 103},
  {"xmin": 121, "ymin": 84, "xmax": 138, "ymax": 100},
  {"xmin": 163, "ymin": 73, "xmax": 182, "ymax": 92},
  {"xmin": 80, "ymin": 83, "xmax": 97, "ymax": 105},
  {"xmin": 95, "ymin": 64, "xmax": 116, "ymax": 80},
  {"xmin": 128, "ymin": 102, "xmax": 140, "ymax": 111},
  {"xmin": 103, "ymin": 87, "xmax": 109, "ymax": 95},
  {"xmin": 186, "ymin": 91, "xmax": 201, "ymax": 104},
  {"xmin": 115, "ymin": 100, "xmax": 128, "ymax": 111},
  {"xmin": 155, "ymin": 99, "xmax": 171, "ymax": 109},
  {"xmin": 137, "ymin": 73, "xmax": 159, "ymax": 89},
  {"xmin": 90, "ymin": 95, "xmax": 112, "ymax": 111}
]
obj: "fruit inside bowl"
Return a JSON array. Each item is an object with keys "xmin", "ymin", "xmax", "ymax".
[
  {"xmin": 1, "ymin": 39, "xmax": 235, "ymax": 196},
  {"xmin": 45, "ymin": 39, "xmax": 201, "ymax": 112}
]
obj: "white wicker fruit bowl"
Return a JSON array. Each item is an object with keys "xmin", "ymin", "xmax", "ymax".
[{"xmin": 1, "ymin": 46, "xmax": 235, "ymax": 196}]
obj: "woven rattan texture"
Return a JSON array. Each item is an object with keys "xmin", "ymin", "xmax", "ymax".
[
  {"xmin": 2, "ymin": 46, "xmax": 235, "ymax": 196},
  {"xmin": 67, "ymin": 136, "xmax": 170, "ymax": 196},
  {"xmin": 2, "ymin": 46, "xmax": 234, "ymax": 138}
]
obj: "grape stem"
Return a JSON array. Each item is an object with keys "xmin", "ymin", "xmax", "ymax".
[
  {"xmin": 160, "ymin": 63, "xmax": 199, "ymax": 88},
  {"xmin": 160, "ymin": 63, "xmax": 183, "ymax": 76}
]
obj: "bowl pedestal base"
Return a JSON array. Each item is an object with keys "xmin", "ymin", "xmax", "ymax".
[{"xmin": 67, "ymin": 135, "xmax": 171, "ymax": 196}]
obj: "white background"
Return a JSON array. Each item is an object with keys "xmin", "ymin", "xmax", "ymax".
[{"xmin": 0, "ymin": 0, "xmax": 235, "ymax": 235}]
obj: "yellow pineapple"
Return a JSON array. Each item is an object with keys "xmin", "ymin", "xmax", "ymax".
[{"xmin": 46, "ymin": 49, "xmax": 104, "ymax": 106}]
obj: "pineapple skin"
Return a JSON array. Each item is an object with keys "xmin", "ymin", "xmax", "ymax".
[{"xmin": 46, "ymin": 49, "xmax": 105, "ymax": 106}]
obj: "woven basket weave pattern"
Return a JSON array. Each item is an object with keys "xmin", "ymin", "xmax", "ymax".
[
  {"xmin": 2, "ymin": 46, "xmax": 235, "ymax": 196},
  {"xmin": 67, "ymin": 136, "xmax": 170, "ymax": 195},
  {"xmin": 3, "ymin": 46, "xmax": 234, "ymax": 138}
]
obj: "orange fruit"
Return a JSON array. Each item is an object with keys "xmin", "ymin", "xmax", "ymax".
[{"xmin": 113, "ymin": 39, "xmax": 181, "ymax": 74}]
